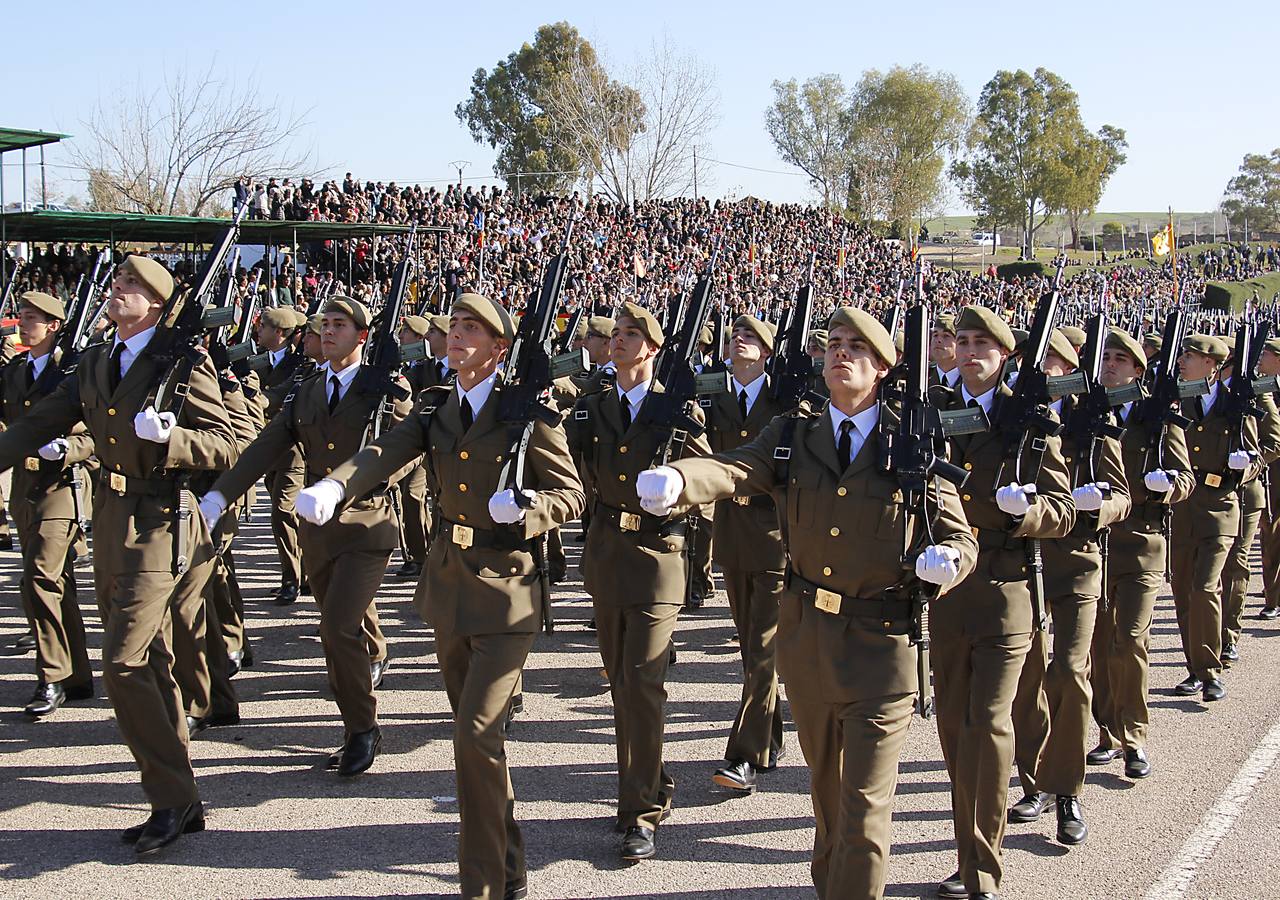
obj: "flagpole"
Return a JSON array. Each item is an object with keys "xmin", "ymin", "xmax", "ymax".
[{"xmin": 1170, "ymin": 207, "xmax": 1178, "ymax": 304}]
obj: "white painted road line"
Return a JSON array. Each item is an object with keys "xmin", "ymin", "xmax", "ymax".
[{"xmin": 1144, "ymin": 718, "xmax": 1280, "ymax": 900}]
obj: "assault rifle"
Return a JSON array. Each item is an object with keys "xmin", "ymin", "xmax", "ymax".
[
  {"xmin": 0, "ymin": 258, "xmax": 22, "ymax": 318},
  {"xmin": 990, "ymin": 263, "xmax": 1065, "ymax": 631},
  {"xmin": 768, "ymin": 254, "xmax": 824, "ymax": 413},
  {"xmin": 879, "ymin": 301, "xmax": 971, "ymax": 717},
  {"xmin": 704, "ymin": 303, "xmax": 728, "ymax": 375},
  {"xmin": 54, "ymin": 250, "xmax": 112, "ymax": 364},
  {"xmin": 495, "ymin": 219, "xmax": 588, "ymax": 633},
  {"xmin": 557, "ymin": 306, "xmax": 585, "ymax": 355},
  {"xmin": 1220, "ymin": 314, "xmax": 1271, "ymax": 464},
  {"xmin": 356, "ymin": 224, "xmax": 417, "ymax": 445}
]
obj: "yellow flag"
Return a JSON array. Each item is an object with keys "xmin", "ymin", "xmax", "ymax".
[{"xmin": 1151, "ymin": 224, "xmax": 1173, "ymax": 257}]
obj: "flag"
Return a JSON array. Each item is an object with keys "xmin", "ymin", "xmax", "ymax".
[
  {"xmin": 475, "ymin": 211, "xmax": 486, "ymax": 248},
  {"xmin": 633, "ymin": 252, "xmax": 646, "ymax": 279},
  {"xmin": 837, "ymin": 247, "xmax": 846, "ymax": 270},
  {"xmin": 1151, "ymin": 223, "xmax": 1173, "ymax": 257}
]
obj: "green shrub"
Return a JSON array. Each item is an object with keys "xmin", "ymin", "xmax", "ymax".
[{"xmin": 996, "ymin": 261, "xmax": 1046, "ymax": 281}]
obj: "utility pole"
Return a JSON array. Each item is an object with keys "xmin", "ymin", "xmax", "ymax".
[
  {"xmin": 692, "ymin": 147, "xmax": 698, "ymax": 199},
  {"xmin": 450, "ymin": 160, "xmax": 470, "ymax": 190}
]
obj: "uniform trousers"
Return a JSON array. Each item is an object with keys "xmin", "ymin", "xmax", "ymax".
[
  {"xmin": 1171, "ymin": 508, "xmax": 1236, "ymax": 682},
  {"xmin": 722, "ymin": 566, "xmax": 785, "ymax": 767},
  {"xmin": 1221, "ymin": 503, "xmax": 1262, "ymax": 647},
  {"xmin": 266, "ymin": 460, "xmax": 304, "ymax": 587},
  {"xmin": 11, "ymin": 502, "xmax": 91, "ymax": 688}
]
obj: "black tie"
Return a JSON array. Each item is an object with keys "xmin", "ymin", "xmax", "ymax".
[
  {"xmin": 967, "ymin": 398, "xmax": 980, "ymax": 409},
  {"xmin": 25, "ymin": 361, "xmax": 36, "ymax": 389},
  {"xmin": 435, "ymin": 359, "xmax": 446, "ymax": 382},
  {"xmin": 838, "ymin": 419, "xmax": 854, "ymax": 467},
  {"xmin": 460, "ymin": 394, "xmax": 474, "ymax": 431},
  {"xmin": 108, "ymin": 342, "xmax": 126, "ymax": 393},
  {"xmin": 738, "ymin": 389, "xmax": 749, "ymax": 421},
  {"xmin": 620, "ymin": 395, "xmax": 632, "ymax": 431},
  {"xmin": 328, "ymin": 375, "xmax": 341, "ymax": 413},
  {"xmin": 1196, "ymin": 396, "xmax": 1206, "ymax": 418}
]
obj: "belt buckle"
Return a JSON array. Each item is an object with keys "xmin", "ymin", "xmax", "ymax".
[
  {"xmin": 452, "ymin": 524, "xmax": 474, "ymax": 549},
  {"xmin": 814, "ymin": 587, "xmax": 842, "ymax": 615},
  {"xmin": 108, "ymin": 472, "xmax": 127, "ymax": 493},
  {"xmin": 1205, "ymin": 473, "xmax": 1223, "ymax": 488},
  {"xmin": 24, "ymin": 457, "xmax": 40, "ymax": 471},
  {"xmin": 619, "ymin": 512, "xmax": 641, "ymax": 532},
  {"xmin": 733, "ymin": 495, "xmax": 751, "ymax": 506}
]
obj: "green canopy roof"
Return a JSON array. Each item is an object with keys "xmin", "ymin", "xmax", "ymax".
[
  {"xmin": 0, "ymin": 209, "xmax": 445, "ymax": 245},
  {"xmin": 0, "ymin": 128, "xmax": 68, "ymax": 154}
]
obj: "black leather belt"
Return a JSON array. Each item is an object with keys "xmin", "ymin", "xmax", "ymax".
[
  {"xmin": 785, "ymin": 570, "xmax": 912, "ymax": 624},
  {"xmin": 594, "ymin": 501, "xmax": 688, "ymax": 538}
]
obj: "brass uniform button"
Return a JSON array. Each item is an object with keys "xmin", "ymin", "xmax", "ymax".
[
  {"xmin": 883, "ymin": 621, "xmax": 892, "ymax": 629},
  {"xmin": 108, "ymin": 437, "xmax": 117, "ymax": 445},
  {"xmin": 964, "ymin": 462, "xmax": 973, "ymax": 470},
  {"xmin": 823, "ymin": 566, "xmax": 832, "ymax": 576},
  {"xmin": 459, "ymin": 483, "xmax": 468, "ymax": 492},
  {"xmin": 510, "ymin": 567, "xmax": 518, "ymax": 574},
  {"xmin": 740, "ymin": 429, "xmax": 749, "ymax": 437},
  {"xmin": 962, "ymin": 493, "xmax": 972, "ymax": 501},
  {"xmin": 618, "ymin": 474, "xmax": 627, "ymax": 482},
  {"xmin": 495, "ymin": 455, "xmax": 503, "ymax": 462},
  {"xmin": 458, "ymin": 513, "xmax": 467, "ymax": 521},
  {"xmin": 108, "ymin": 408, "xmax": 116, "ymax": 416},
  {"xmin": 460, "ymin": 450, "xmax": 469, "ymax": 460},
  {"xmin": 830, "ymin": 527, "xmax": 840, "ymax": 537},
  {"xmin": 325, "ymin": 467, "xmax": 332, "ymax": 474},
  {"xmin": 327, "ymin": 442, "xmax": 335, "ymax": 450},
  {"xmin": 23, "ymin": 400, "xmax": 30, "ymax": 407},
  {"xmin": 620, "ymin": 446, "xmax": 628, "ymax": 454},
  {"xmin": 1193, "ymin": 446, "xmax": 1200, "ymax": 452},
  {"xmin": 837, "ymin": 486, "xmax": 847, "ymax": 496}
]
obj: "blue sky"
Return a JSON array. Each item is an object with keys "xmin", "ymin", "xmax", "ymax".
[{"xmin": 0, "ymin": 0, "xmax": 1265, "ymax": 215}]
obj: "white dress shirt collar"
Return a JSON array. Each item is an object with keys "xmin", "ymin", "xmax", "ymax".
[
  {"xmin": 828, "ymin": 402, "xmax": 880, "ymax": 464},
  {"xmin": 269, "ymin": 346, "xmax": 289, "ymax": 368},
  {"xmin": 731, "ymin": 371, "xmax": 766, "ymax": 414},
  {"xmin": 617, "ymin": 378, "xmax": 652, "ymax": 417},
  {"xmin": 456, "ymin": 370, "xmax": 498, "ymax": 417},
  {"xmin": 322, "ymin": 359, "xmax": 361, "ymax": 402},
  {"xmin": 112, "ymin": 325, "xmax": 158, "ymax": 378},
  {"xmin": 1202, "ymin": 380, "xmax": 1220, "ymax": 415},
  {"xmin": 28, "ymin": 350, "xmax": 52, "ymax": 379},
  {"xmin": 961, "ymin": 382, "xmax": 998, "ymax": 415}
]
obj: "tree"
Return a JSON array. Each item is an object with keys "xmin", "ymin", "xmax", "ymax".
[
  {"xmin": 456, "ymin": 22, "xmax": 603, "ymax": 193},
  {"xmin": 70, "ymin": 63, "xmax": 311, "ymax": 216},
  {"xmin": 1056, "ymin": 124, "xmax": 1127, "ymax": 248},
  {"xmin": 952, "ymin": 68, "xmax": 1086, "ymax": 256},
  {"xmin": 1220, "ymin": 149, "xmax": 1280, "ymax": 232},
  {"xmin": 764, "ymin": 74, "xmax": 852, "ymax": 211},
  {"xmin": 847, "ymin": 65, "xmax": 969, "ymax": 235}
]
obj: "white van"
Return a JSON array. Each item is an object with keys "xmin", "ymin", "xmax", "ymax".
[{"xmin": 972, "ymin": 231, "xmax": 1002, "ymax": 246}]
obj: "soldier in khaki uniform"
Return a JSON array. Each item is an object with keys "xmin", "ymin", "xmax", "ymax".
[
  {"xmin": 1, "ymin": 291, "xmax": 95, "ymax": 717},
  {"xmin": 1257, "ymin": 339, "xmax": 1280, "ymax": 620},
  {"xmin": 392, "ymin": 313, "xmax": 439, "ymax": 579},
  {"xmin": 929, "ymin": 313, "xmax": 961, "ymax": 388},
  {"xmin": 933, "ymin": 306, "xmax": 1076, "ymax": 900},
  {"xmin": 1171, "ymin": 333, "xmax": 1266, "ymax": 702},
  {"xmin": 201, "ymin": 296, "xmax": 411, "ymax": 775},
  {"xmin": 1089, "ymin": 329, "xmax": 1195, "ymax": 779},
  {"xmin": 0, "ymin": 254, "xmax": 237, "ymax": 854},
  {"xmin": 568, "ymin": 301, "xmax": 711, "ymax": 861},
  {"xmin": 0, "ymin": 332, "xmax": 15, "ymax": 553},
  {"xmin": 693, "ymin": 315, "xmax": 788, "ymax": 793},
  {"xmin": 1217, "ymin": 353, "xmax": 1280, "ymax": 659},
  {"xmin": 302, "ymin": 292, "xmax": 584, "ymax": 900},
  {"xmin": 1009, "ymin": 329, "xmax": 1131, "ymax": 844},
  {"xmin": 256, "ymin": 306, "xmax": 307, "ymax": 603},
  {"xmin": 638, "ymin": 307, "xmax": 978, "ymax": 900}
]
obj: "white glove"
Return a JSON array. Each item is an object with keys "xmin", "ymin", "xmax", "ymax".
[
  {"xmin": 1228, "ymin": 450, "xmax": 1253, "ymax": 471},
  {"xmin": 995, "ymin": 483, "xmax": 1037, "ymax": 517},
  {"xmin": 133, "ymin": 407, "xmax": 176, "ymax": 443},
  {"xmin": 1072, "ymin": 482, "xmax": 1110, "ymax": 512},
  {"xmin": 37, "ymin": 438, "xmax": 68, "ymax": 461},
  {"xmin": 296, "ymin": 479, "xmax": 345, "ymax": 526},
  {"xmin": 636, "ymin": 466, "xmax": 684, "ymax": 516},
  {"xmin": 489, "ymin": 488, "xmax": 534, "ymax": 524},
  {"xmin": 1143, "ymin": 470, "xmax": 1174, "ymax": 493},
  {"xmin": 198, "ymin": 492, "xmax": 227, "ymax": 531},
  {"xmin": 915, "ymin": 544, "xmax": 962, "ymax": 587}
]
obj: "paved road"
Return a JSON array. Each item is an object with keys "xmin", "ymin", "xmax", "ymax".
[{"xmin": 2, "ymin": 485, "xmax": 1279, "ymax": 898}]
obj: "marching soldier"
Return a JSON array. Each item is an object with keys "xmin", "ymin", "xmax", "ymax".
[
  {"xmin": 637, "ymin": 307, "xmax": 977, "ymax": 900},
  {"xmin": 1089, "ymin": 329, "xmax": 1195, "ymax": 779},
  {"xmin": 1171, "ymin": 333, "xmax": 1264, "ymax": 702},
  {"xmin": 298, "ymin": 292, "xmax": 584, "ymax": 900},
  {"xmin": 392, "ymin": 313, "xmax": 440, "ymax": 578},
  {"xmin": 1009, "ymin": 329, "xmax": 1131, "ymax": 844},
  {"xmin": 1, "ymin": 291, "xmax": 95, "ymax": 717},
  {"xmin": 256, "ymin": 306, "xmax": 307, "ymax": 604},
  {"xmin": 930, "ymin": 312, "xmax": 961, "ymax": 388},
  {"xmin": 200, "ymin": 296, "xmax": 411, "ymax": 775},
  {"xmin": 0, "ymin": 328, "xmax": 16, "ymax": 554},
  {"xmin": 697, "ymin": 315, "xmax": 788, "ymax": 792},
  {"xmin": 1258, "ymin": 338, "xmax": 1280, "ymax": 620},
  {"xmin": 569, "ymin": 301, "xmax": 711, "ymax": 861},
  {"xmin": 0, "ymin": 254, "xmax": 237, "ymax": 853},
  {"xmin": 934, "ymin": 306, "xmax": 1075, "ymax": 900}
]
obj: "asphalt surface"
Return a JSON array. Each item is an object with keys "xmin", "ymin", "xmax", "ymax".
[{"xmin": 2, "ymin": 479, "xmax": 1280, "ymax": 899}]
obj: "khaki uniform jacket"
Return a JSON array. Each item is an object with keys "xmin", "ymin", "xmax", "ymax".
[
  {"xmin": 701, "ymin": 376, "xmax": 785, "ymax": 572},
  {"xmin": 0, "ymin": 334, "xmax": 236, "ymax": 575},
  {"xmin": 571, "ymin": 381, "xmax": 711, "ymax": 608},
  {"xmin": 1239, "ymin": 392, "xmax": 1280, "ymax": 514},
  {"xmin": 212, "ymin": 367, "xmax": 414, "ymax": 554},
  {"xmin": 1111, "ymin": 410, "xmax": 1195, "ymax": 550},
  {"xmin": 327, "ymin": 383, "xmax": 584, "ymax": 636},
  {"xmin": 1177, "ymin": 386, "xmax": 1263, "ymax": 531},
  {"xmin": 936, "ymin": 383, "xmax": 1077, "ymax": 636},
  {"xmin": 0, "ymin": 348, "xmax": 97, "ymax": 520},
  {"xmin": 669, "ymin": 402, "xmax": 978, "ymax": 702}
]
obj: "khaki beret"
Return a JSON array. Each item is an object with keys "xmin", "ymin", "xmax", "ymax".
[
  {"xmin": 956, "ymin": 305, "xmax": 1016, "ymax": 352},
  {"xmin": 573, "ymin": 316, "xmax": 590, "ymax": 340},
  {"xmin": 306, "ymin": 314, "xmax": 322, "ymax": 336},
  {"xmin": 19, "ymin": 290, "xmax": 65, "ymax": 320},
  {"xmin": 1264, "ymin": 338, "xmax": 1280, "ymax": 355},
  {"xmin": 733, "ymin": 315, "xmax": 775, "ymax": 352},
  {"xmin": 1047, "ymin": 329, "xmax": 1080, "ymax": 369},
  {"xmin": 698, "ymin": 324, "xmax": 714, "ymax": 346},
  {"xmin": 428, "ymin": 314, "xmax": 450, "ymax": 334},
  {"xmin": 402, "ymin": 314, "xmax": 431, "ymax": 337},
  {"xmin": 1010, "ymin": 327, "xmax": 1030, "ymax": 350},
  {"xmin": 260, "ymin": 307, "xmax": 297, "ymax": 330},
  {"xmin": 808, "ymin": 329, "xmax": 828, "ymax": 350},
  {"xmin": 894, "ymin": 330, "xmax": 905, "ymax": 354},
  {"xmin": 1105, "ymin": 328, "xmax": 1147, "ymax": 368},
  {"xmin": 451, "ymin": 293, "xmax": 514, "ymax": 342},
  {"xmin": 586, "ymin": 315, "xmax": 615, "ymax": 338},
  {"xmin": 1059, "ymin": 325, "xmax": 1087, "ymax": 350},
  {"xmin": 1182, "ymin": 333, "xmax": 1229, "ymax": 362},
  {"xmin": 826, "ymin": 306, "xmax": 896, "ymax": 367},
  {"xmin": 291, "ymin": 308, "xmax": 310, "ymax": 329},
  {"xmin": 933, "ymin": 313, "xmax": 956, "ymax": 335},
  {"xmin": 322, "ymin": 295, "xmax": 372, "ymax": 329},
  {"xmin": 1142, "ymin": 332, "xmax": 1163, "ymax": 349},
  {"xmin": 119, "ymin": 254, "xmax": 174, "ymax": 302},
  {"xmin": 617, "ymin": 301, "xmax": 664, "ymax": 347}
]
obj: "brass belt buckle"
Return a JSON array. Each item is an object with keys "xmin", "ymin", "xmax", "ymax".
[
  {"xmin": 108, "ymin": 472, "xmax": 127, "ymax": 493},
  {"xmin": 452, "ymin": 524, "xmax": 474, "ymax": 549},
  {"xmin": 24, "ymin": 457, "xmax": 40, "ymax": 471},
  {"xmin": 733, "ymin": 495, "xmax": 750, "ymax": 506},
  {"xmin": 1205, "ymin": 472, "xmax": 1223, "ymax": 488},
  {"xmin": 619, "ymin": 512, "xmax": 641, "ymax": 532},
  {"xmin": 814, "ymin": 587, "xmax": 842, "ymax": 615}
]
